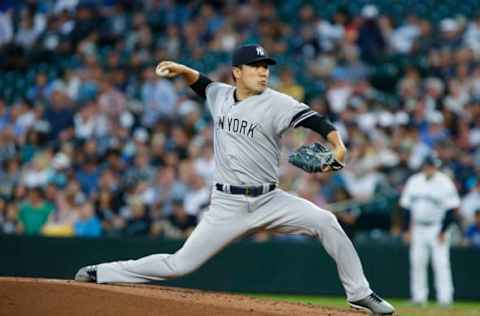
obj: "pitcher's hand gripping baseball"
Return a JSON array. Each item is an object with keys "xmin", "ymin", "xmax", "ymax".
[
  {"xmin": 155, "ymin": 61, "xmax": 200, "ymax": 85},
  {"xmin": 155, "ymin": 61, "xmax": 186, "ymax": 78}
]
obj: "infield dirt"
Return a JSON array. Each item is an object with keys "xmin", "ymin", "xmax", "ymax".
[{"xmin": 0, "ymin": 277, "xmax": 367, "ymax": 316}]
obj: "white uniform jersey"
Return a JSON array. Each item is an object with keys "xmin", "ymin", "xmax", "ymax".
[
  {"xmin": 400, "ymin": 171, "xmax": 460, "ymax": 225},
  {"xmin": 206, "ymin": 82, "xmax": 314, "ymax": 185}
]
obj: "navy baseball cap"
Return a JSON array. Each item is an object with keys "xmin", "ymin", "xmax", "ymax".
[
  {"xmin": 423, "ymin": 153, "xmax": 441, "ymax": 167},
  {"xmin": 232, "ymin": 44, "xmax": 277, "ymax": 66}
]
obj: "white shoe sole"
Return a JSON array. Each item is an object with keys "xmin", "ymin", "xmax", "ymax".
[{"xmin": 349, "ymin": 303, "xmax": 394, "ymax": 315}]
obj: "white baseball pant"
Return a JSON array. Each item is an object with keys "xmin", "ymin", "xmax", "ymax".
[{"xmin": 410, "ymin": 224, "xmax": 453, "ymax": 304}]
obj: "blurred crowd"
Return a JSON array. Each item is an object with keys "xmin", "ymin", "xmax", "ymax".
[{"xmin": 0, "ymin": 0, "xmax": 479, "ymax": 247}]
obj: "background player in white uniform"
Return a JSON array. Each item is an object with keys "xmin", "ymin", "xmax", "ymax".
[
  {"xmin": 75, "ymin": 44, "xmax": 394, "ymax": 315},
  {"xmin": 400, "ymin": 154, "xmax": 460, "ymax": 306}
]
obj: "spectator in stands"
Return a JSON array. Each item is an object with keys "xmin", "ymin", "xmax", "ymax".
[
  {"xmin": 152, "ymin": 166, "xmax": 187, "ymax": 215},
  {"xmin": 438, "ymin": 18, "xmax": 463, "ymax": 51},
  {"xmin": 123, "ymin": 197, "xmax": 150, "ymax": 236},
  {"xmin": 461, "ymin": 180, "xmax": 480, "ymax": 226},
  {"xmin": 44, "ymin": 89, "xmax": 75, "ymax": 141},
  {"xmin": 0, "ymin": 9, "xmax": 13, "ymax": 47},
  {"xmin": 94, "ymin": 187, "xmax": 120, "ymax": 233},
  {"xmin": 42, "ymin": 186, "xmax": 76, "ymax": 237},
  {"xmin": 154, "ymin": 199, "xmax": 197, "ymax": 239},
  {"xmin": 97, "ymin": 77, "xmax": 127, "ymax": 121},
  {"xmin": 0, "ymin": 99, "xmax": 9, "ymax": 131},
  {"xmin": 73, "ymin": 200, "xmax": 101, "ymax": 237},
  {"xmin": 184, "ymin": 173, "xmax": 210, "ymax": 217},
  {"xmin": 464, "ymin": 14, "xmax": 480, "ymax": 57},
  {"xmin": 357, "ymin": 5, "xmax": 386, "ymax": 63},
  {"xmin": 14, "ymin": 9, "xmax": 43, "ymax": 49},
  {"xmin": 192, "ymin": 141, "xmax": 215, "ymax": 184},
  {"xmin": 389, "ymin": 14, "xmax": 421, "ymax": 54},
  {"xmin": 0, "ymin": 198, "xmax": 8, "ymax": 229},
  {"xmin": 75, "ymin": 156, "xmax": 100, "ymax": 197},
  {"xmin": 74, "ymin": 100, "xmax": 106, "ymax": 140},
  {"xmin": 26, "ymin": 73, "xmax": 50, "ymax": 104},
  {"xmin": 332, "ymin": 45, "xmax": 370, "ymax": 82},
  {"xmin": 275, "ymin": 68, "xmax": 305, "ymax": 102},
  {"xmin": 21, "ymin": 151, "xmax": 52, "ymax": 188},
  {"xmin": 141, "ymin": 67, "xmax": 178, "ymax": 125},
  {"xmin": 17, "ymin": 187, "xmax": 54, "ymax": 235},
  {"xmin": 124, "ymin": 146, "xmax": 155, "ymax": 184},
  {"xmin": 20, "ymin": 129, "xmax": 41, "ymax": 163},
  {"xmin": 464, "ymin": 209, "xmax": 480, "ymax": 247},
  {"xmin": 1, "ymin": 201, "xmax": 19, "ymax": 234},
  {"xmin": 0, "ymin": 158, "xmax": 21, "ymax": 198}
]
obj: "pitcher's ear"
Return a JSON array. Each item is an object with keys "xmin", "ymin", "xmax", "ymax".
[{"xmin": 232, "ymin": 67, "xmax": 242, "ymax": 81}]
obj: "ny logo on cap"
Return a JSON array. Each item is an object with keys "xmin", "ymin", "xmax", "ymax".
[{"xmin": 256, "ymin": 47, "xmax": 265, "ymax": 56}]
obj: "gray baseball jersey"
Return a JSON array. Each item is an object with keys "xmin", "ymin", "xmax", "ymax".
[{"xmin": 206, "ymin": 82, "xmax": 314, "ymax": 185}]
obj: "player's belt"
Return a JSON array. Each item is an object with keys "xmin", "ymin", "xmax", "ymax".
[
  {"xmin": 215, "ymin": 183, "xmax": 276, "ymax": 197},
  {"xmin": 415, "ymin": 220, "xmax": 437, "ymax": 226}
]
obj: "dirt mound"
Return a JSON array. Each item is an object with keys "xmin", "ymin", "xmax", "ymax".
[{"xmin": 0, "ymin": 277, "xmax": 366, "ymax": 316}]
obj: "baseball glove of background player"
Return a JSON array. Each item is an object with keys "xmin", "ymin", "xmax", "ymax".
[{"xmin": 288, "ymin": 143, "xmax": 344, "ymax": 173}]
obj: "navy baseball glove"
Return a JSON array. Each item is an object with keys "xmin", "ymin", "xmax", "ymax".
[{"xmin": 288, "ymin": 143, "xmax": 344, "ymax": 173}]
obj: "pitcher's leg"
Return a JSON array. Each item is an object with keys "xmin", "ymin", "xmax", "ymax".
[
  {"xmin": 97, "ymin": 206, "xmax": 249, "ymax": 283},
  {"xmin": 432, "ymin": 237, "xmax": 453, "ymax": 304},
  {"xmin": 257, "ymin": 191, "xmax": 371, "ymax": 302},
  {"xmin": 311, "ymin": 211, "xmax": 371, "ymax": 301}
]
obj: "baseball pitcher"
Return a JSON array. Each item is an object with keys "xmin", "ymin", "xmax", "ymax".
[{"xmin": 75, "ymin": 44, "xmax": 394, "ymax": 315}]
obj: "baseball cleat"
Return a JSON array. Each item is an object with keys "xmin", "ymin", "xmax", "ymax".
[
  {"xmin": 75, "ymin": 265, "xmax": 97, "ymax": 283},
  {"xmin": 349, "ymin": 292, "xmax": 395, "ymax": 315}
]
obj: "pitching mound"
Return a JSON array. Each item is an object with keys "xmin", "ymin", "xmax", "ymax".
[{"xmin": 0, "ymin": 277, "xmax": 366, "ymax": 316}]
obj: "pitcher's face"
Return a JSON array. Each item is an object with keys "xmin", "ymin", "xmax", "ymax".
[{"xmin": 234, "ymin": 61, "xmax": 269, "ymax": 94}]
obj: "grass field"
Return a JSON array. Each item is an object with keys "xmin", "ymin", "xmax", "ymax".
[{"xmin": 251, "ymin": 294, "xmax": 480, "ymax": 316}]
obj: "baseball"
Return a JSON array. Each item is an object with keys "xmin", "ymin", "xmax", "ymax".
[{"xmin": 155, "ymin": 65, "xmax": 170, "ymax": 77}]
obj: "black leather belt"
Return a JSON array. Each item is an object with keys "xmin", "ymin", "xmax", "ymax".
[{"xmin": 215, "ymin": 183, "xmax": 276, "ymax": 197}]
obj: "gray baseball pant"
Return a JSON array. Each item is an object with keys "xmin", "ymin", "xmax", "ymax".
[{"xmin": 97, "ymin": 188, "xmax": 372, "ymax": 301}]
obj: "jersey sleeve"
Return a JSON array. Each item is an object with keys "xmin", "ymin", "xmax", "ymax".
[
  {"xmin": 205, "ymin": 82, "xmax": 230, "ymax": 116},
  {"xmin": 272, "ymin": 94, "xmax": 315, "ymax": 135},
  {"xmin": 296, "ymin": 113, "xmax": 337, "ymax": 139},
  {"xmin": 441, "ymin": 177, "xmax": 461, "ymax": 210},
  {"xmin": 189, "ymin": 74, "xmax": 213, "ymax": 99},
  {"xmin": 400, "ymin": 177, "xmax": 414, "ymax": 209}
]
